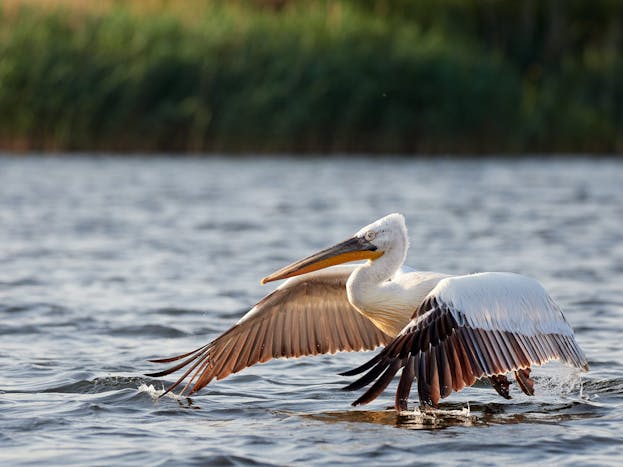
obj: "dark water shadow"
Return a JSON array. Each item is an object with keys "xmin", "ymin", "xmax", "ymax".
[{"xmin": 296, "ymin": 399, "xmax": 609, "ymax": 431}]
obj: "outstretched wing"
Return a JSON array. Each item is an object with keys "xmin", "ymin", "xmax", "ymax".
[
  {"xmin": 147, "ymin": 265, "xmax": 392, "ymax": 395},
  {"xmin": 343, "ymin": 272, "xmax": 589, "ymax": 410}
]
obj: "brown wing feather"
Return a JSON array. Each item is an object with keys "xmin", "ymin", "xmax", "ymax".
[
  {"xmin": 146, "ymin": 266, "xmax": 392, "ymax": 395},
  {"xmin": 347, "ymin": 295, "xmax": 589, "ymax": 410}
]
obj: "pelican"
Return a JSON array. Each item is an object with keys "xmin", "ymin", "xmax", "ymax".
[{"xmin": 147, "ymin": 213, "xmax": 588, "ymax": 411}]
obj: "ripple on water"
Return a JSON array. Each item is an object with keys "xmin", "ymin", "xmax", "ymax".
[
  {"xmin": 0, "ymin": 302, "xmax": 68, "ymax": 315},
  {"xmin": 151, "ymin": 306, "xmax": 204, "ymax": 316},
  {"xmin": 110, "ymin": 324, "xmax": 188, "ymax": 338},
  {"xmin": 42, "ymin": 376, "xmax": 151, "ymax": 395},
  {"xmin": 0, "ymin": 277, "xmax": 44, "ymax": 288}
]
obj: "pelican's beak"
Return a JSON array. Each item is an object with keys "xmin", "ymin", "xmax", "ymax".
[{"xmin": 261, "ymin": 236, "xmax": 383, "ymax": 284}]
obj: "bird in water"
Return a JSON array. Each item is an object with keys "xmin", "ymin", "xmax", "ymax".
[{"xmin": 147, "ymin": 213, "xmax": 588, "ymax": 411}]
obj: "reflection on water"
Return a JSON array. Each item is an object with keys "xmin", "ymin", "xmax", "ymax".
[
  {"xmin": 1, "ymin": 156, "xmax": 622, "ymax": 465},
  {"xmin": 301, "ymin": 407, "xmax": 475, "ymax": 430},
  {"xmin": 298, "ymin": 396, "xmax": 606, "ymax": 431}
]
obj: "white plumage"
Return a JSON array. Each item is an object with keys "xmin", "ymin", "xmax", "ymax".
[
  {"xmin": 148, "ymin": 213, "xmax": 588, "ymax": 410},
  {"xmin": 431, "ymin": 273, "xmax": 572, "ymax": 336}
]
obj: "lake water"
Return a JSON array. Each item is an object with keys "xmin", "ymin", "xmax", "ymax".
[{"xmin": 0, "ymin": 155, "xmax": 622, "ymax": 465}]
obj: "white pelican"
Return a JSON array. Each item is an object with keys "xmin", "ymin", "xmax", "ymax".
[{"xmin": 147, "ymin": 213, "xmax": 588, "ymax": 410}]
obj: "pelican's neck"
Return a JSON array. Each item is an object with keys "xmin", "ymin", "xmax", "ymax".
[
  {"xmin": 349, "ymin": 239, "xmax": 407, "ymax": 287},
  {"xmin": 346, "ymin": 229, "xmax": 409, "ymax": 327}
]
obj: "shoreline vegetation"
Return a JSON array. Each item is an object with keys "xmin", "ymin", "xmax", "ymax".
[{"xmin": 0, "ymin": 0, "xmax": 621, "ymax": 154}]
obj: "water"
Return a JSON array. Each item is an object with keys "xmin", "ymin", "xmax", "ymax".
[{"xmin": 0, "ymin": 155, "xmax": 622, "ymax": 465}]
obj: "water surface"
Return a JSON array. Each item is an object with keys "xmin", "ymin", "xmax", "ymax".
[{"xmin": 0, "ymin": 156, "xmax": 622, "ymax": 465}]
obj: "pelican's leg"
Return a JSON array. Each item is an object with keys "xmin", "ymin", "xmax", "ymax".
[
  {"xmin": 489, "ymin": 374, "xmax": 512, "ymax": 399},
  {"xmin": 514, "ymin": 368, "xmax": 534, "ymax": 396}
]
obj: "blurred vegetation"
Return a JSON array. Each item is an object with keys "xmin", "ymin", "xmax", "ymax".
[{"xmin": 0, "ymin": 0, "xmax": 621, "ymax": 153}]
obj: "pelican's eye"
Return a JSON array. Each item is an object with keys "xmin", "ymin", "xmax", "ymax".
[{"xmin": 364, "ymin": 230, "xmax": 376, "ymax": 242}]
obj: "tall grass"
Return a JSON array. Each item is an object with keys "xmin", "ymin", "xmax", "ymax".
[{"xmin": 0, "ymin": 0, "xmax": 621, "ymax": 153}]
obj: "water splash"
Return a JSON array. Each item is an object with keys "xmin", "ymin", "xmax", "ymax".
[
  {"xmin": 399, "ymin": 404, "xmax": 473, "ymax": 427},
  {"xmin": 532, "ymin": 364, "xmax": 584, "ymax": 397},
  {"xmin": 137, "ymin": 383, "xmax": 197, "ymax": 408},
  {"xmin": 137, "ymin": 383, "xmax": 166, "ymax": 400},
  {"xmin": 137, "ymin": 383, "xmax": 186, "ymax": 402}
]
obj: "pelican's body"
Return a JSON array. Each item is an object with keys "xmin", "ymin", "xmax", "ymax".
[{"xmin": 148, "ymin": 214, "xmax": 588, "ymax": 410}]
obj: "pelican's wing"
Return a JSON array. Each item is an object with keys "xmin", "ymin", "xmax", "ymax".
[
  {"xmin": 147, "ymin": 265, "xmax": 392, "ymax": 395},
  {"xmin": 343, "ymin": 272, "xmax": 589, "ymax": 409}
]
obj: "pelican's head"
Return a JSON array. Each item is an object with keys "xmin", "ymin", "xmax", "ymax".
[
  {"xmin": 261, "ymin": 213, "xmax": 407, "ymax": 284},
  {"xmin": 354, "ymin": 213, "xmax": 407, "ymax": 254}
]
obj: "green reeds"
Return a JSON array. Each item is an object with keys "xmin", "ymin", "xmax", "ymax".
[{"xmin": 0, "ymin": 1, "xmax": 621, "ymax": 153}]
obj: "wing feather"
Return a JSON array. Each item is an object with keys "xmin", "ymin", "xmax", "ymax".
[
  {"xmin": 147, "ymin": 265, "xmax": 391, "ymax": 395},
  {"xmin": 445, "ymin": 337, "xmax": 463, "ymax": 391},
  {"xmin": 260, "ymin": 323, "xmax": 274, "ymax": 363},
  {"xmin": 251, "ymin": 318, "xmax": 269, "ymax": 365},
  {"xmin": 327, "ymin": 305, "xmax": 342, "ymax": 354},
  {"xmin": 396, "ymin": 355, "xmax": 416, "ymax": 412},
  {"xmin": 271, "ymin": 311, "xmax": 285, "ymax": 358},
  {"xmin": 345, "ymin": 272, "xmax": 589, "ymax": 409},
  {"xmin": 235, "ymin": 325, "xmax": 258, "ymax": 373},
  {"xmin": 316, "ymin": 309, "xmax": 330, "ymax": 354}
]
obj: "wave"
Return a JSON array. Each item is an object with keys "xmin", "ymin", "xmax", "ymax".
[
  {"xmin": 42, "ymin": 376, "xmax": 150, "ymax": 394},
  {"xmin": 110, "ymin": 324, "xmax": 188, "ymax": 338}
]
